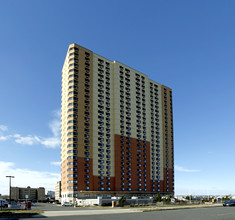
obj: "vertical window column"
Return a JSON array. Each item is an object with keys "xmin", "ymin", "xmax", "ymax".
[
  {"xmin": 84, "ymin": 51, "xmax": 91, "ymax": 191},
  {"xmin": 97, "ymin": 58, "xmax": 105, "ymax": 191}
]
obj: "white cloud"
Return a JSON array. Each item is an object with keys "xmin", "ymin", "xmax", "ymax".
[
  {"xmin": 175, "ymin": 165, "xmax": 200, "ymax": 173},
  {"xmin": 0, "ymin": 125, "xmax": 8, "ymax": 131},
  {"xmin": 0, "ymin": 135, "xmax": 11, "ymax": 141},
  {"xmin": 0, "ymin": 110, "xmax": 61, "ymax": 148},
  {"xmin": 40, "ymin": 137, "xmax": 60, "ymax": 148},
  {"xmin": 14, "ymin": 135, "xmax": 39, "ymax": 146},
  {"xmin": 51, "ymin": 161, "xmax": 61, "ymax": 166},
  {"xmin": 40, "ymin": 110, "xmax": 61, "ymax": 148},
  {"xmin": 49, "ymin": 110, "xmax": 61, "ymax": 137},
  {"xmin": 0, "ymin": 125, "xmax": 9, "ymax": 140},
  {"xmin": 12, "ymin": 134, "xmax": 60, "ymax": 149},
  {"xmin": 0, "ymin": 161, "xmax": 60, "ymax": 195},
  {"xmin": 49, "ymin": 120, "xmax": 61, "ymax": 137}
]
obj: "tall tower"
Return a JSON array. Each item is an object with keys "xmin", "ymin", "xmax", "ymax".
[{"xmin": 61, "ymin": 43, "xmax": 174, "ymax": 203}]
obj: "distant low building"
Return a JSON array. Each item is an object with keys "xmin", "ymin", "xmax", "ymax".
[
  {"xmin": 55, "ymin": 181, "xmax": 61, "ymax": 202},
  {"xmin": 47, "ymin": 191, "xmax": 55, "ymax": 199},
  {"xmin": 0, "ymin": 195, "xmax": 9, "ymax": 200},
  {"xmin": 11, "ymin": 186, "xmax": 45, "ymax": 201}
]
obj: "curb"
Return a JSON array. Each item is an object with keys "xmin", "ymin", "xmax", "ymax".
[
  {"xmin": 140, "ymin": 204, "xmax": 222, "ymax": 212},
  {"xmin": 31, "ymin": 214, "xmax": 46, "ymax": 218}
]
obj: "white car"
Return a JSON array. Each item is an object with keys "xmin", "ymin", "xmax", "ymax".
[{"xmin": 62, "ymin": 202, "xmax": 74, "ymax": 207}]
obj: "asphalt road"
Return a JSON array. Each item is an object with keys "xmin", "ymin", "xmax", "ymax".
[
  {"xmin": 32, "ymin": 203, "xmax": 98, "ymax": 211},
  {"xmin": 24, "ymin": 206, "xmax": 235, "ymax": 220}
]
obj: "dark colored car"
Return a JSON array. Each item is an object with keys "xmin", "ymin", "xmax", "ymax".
[{"xmin": 223, "ymin": 200, "xmax": 235, "ymax": 206}]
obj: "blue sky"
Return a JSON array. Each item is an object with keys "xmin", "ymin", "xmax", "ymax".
[{"xmin": 0, "ymin": 0, "xmax": 235, "ymax": 195}]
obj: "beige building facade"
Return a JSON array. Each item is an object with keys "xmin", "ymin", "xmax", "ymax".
[
  {"xmin": 55, "ymin": 181, "xmax": 61, "ymax": 202},
  {"xmin": 11, "ymin": 186, "xmax": 45, "ymax": 201},
  {"xmin": 61, "ymin": 44, "xmax": 174, "ymax": 203}
]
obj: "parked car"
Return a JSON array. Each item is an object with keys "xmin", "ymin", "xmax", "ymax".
[
  {"xmin": 0, "ymin": 199, "xmax": 8, "ymax": 208},
  {"xmin": 223, "ymin": 200, "xmax": 235, "ymax": 206},
  {"xmin": 62, "ymin": 202, "xmax": 74, "ymax": 207}
]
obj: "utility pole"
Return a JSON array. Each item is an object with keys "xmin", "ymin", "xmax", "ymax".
[{"xmin": 6, "ymin": 176, "xmax": 14, "ymax": 203}]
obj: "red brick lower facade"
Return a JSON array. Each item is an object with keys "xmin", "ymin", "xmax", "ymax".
[
  {"xmin": 61, "ymin": 157, "xmax": 115, "ymax": 192},
  {"xmin": 61, "ymin": 134, "xmax": 174, "ymax": 195},
  {"xmin": 114, "ymin": 134, "xmax": 151, "ymax": 192}
]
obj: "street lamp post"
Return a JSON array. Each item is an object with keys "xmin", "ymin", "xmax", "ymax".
[{"xmin": 6, "ymin": 176, "xmax": 14, "ymax": 203}]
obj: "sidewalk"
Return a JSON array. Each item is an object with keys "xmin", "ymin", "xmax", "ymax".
[
  {"xmin": 34, "ymin": 203, "xmax": 222, "ymax": 217},
  {"xmin": 34, "ymin": 209, "xmax": 140, "ymax": 217}
]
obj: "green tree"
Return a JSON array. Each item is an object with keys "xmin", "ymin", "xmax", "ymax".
[
  {"xmin": 118, "ymin": 195, "xmax": 126, "ymax": 207},
  {"xmin": 167, "ymin": 194, "xmax": 173, "ymax": 202},
  {"xmin": 223, "ymin": 195, "xmax": 230, "ymax": 201},
  {"xmin": 185, "ymin": 195, "xmax": 192, "ymax": 200},
  {"xmin": 155, "ymin": 193, "xmax": 162, "ymax": 202}
]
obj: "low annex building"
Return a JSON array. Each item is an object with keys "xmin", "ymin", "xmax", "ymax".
[
  {"xmin": 55, "ymin": 181, "xmax": 61, "ymax": 202},
  {"xmin": 11, "ymin": 186, "xmax": 45, "ymax": 201}
]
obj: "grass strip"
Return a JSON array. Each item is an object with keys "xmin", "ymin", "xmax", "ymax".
[{"xmin": 0, "ymin": 209, "xmax": 43, "ymax": 218}]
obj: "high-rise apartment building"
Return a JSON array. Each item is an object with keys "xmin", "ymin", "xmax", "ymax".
[{"xmin": 61, "ymin": 43, "xmax": 174, "ymax": 203}]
